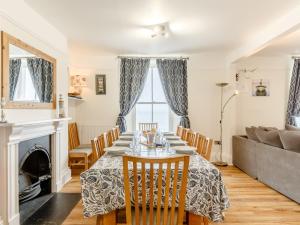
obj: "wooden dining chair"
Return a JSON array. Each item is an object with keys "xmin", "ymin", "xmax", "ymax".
[
  {"xmin": 181, "ymin": 128, "xmax": 190, "ymax": 141},
  {"xmin": 106, "ymin": 130, "xmax": 114, "ymax": 147},
  {"xmin": 176, "ymin": 125, "xmax": 183, "ymax": 137},
  {"xmin": 68, "ymin": 123, "xmax": 93, "ymax": 171},
  {"xmin": 139, "ymin": 123, "xmax": 158, "ymax": 132},
  {"xmin": 186, "ymin": 131, "xmax": 196, "ymax": 146},
  {"xmin": 115, "ymin": 125, "xmax": 121, "ymax": 137},
  {"xmin": 91, "ymin": 137, "xmax": 101, "ymax": 163},
  {"xmin": 97, "ymin": 134, "xmax": 106, "ymax": 157},
  {"xmin": 122, "ymin": 155, "xmax": 190, "ymax": 225},
  {"xmin": 196, "ymin": 135, "xmax": 213, "ymax": 161},
  {"xmin": 113, "ymin": 127, "xmax": 120, "ymax": 140}
]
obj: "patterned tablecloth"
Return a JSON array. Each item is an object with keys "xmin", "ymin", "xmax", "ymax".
[{"xmin": 80, "ymin": 149, "xmax": 230, "ymax": 222}]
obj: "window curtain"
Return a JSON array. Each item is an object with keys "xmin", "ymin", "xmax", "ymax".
[
  {"xmin": 9, "ymin": 59, "xmax": 22, "ymax": 101},
  {"xmin": 27, "ymin": 58, "xmax": 53, "ymax": 103},
  {"xmin": 156, "ymin": 59, "xmax": 190, "ymax": 128},
  {"xmin": 116, "ymin": 58, "xmax": 150, "ymax": 132},
  {"xmin": 286, "ymin": 59, "xmax": 300, "ymax": 126}
]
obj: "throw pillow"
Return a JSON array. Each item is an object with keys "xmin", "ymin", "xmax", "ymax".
[
  {"xmin": 255, "ymin": 129, "xmax": 283, "ymax": 148},
  {"xmin": 285, "ymin": 124, "xmax": 300, "ymax": 131},
  {"xmin": 258, "ymin": 126, "xmax": 278, "ymax": 131},
  {"xmin": 279, "ymin": 130, "xmax": 300, "ymax": 153},
  {"xmin": 245, "ymin": 127, "xmax": 260, "ymax": 142}
]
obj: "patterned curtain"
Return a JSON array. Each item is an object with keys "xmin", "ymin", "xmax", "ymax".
[
  {"xmin": 156, "ymin": 59, "xmax": 190, "ymax": 128},
  {"xmin": 116, "ymin": 58, "xmax": 150, "ymax": 132},
  {"xmin": 9, "ymin": 59, "xmax": 22, "ymax": 101},
  {"xmin": 286, "ymin": 59, "xmax": 300, "ymax": 126},
  {"xmin": 27, "ymin": 58, "xmax": 53, "ymax": 103}
]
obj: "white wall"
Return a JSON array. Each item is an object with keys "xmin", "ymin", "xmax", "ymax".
[
  {"xmin": 0, "ymin": 1, "xmax": 70, "ymax": 219},
  {"xmin": 68, "ymin": 48, "xmax": 239, "ymax": 162},
  {"xmin": 0, "ymin": 0, "xmax": 69, "ymax": 121},
  {"xmin": 235, "ymin": 56, "xmax": 291, "ymax": 134},
  {"xmin": 69, "ymin": 45, "xmax": 120, "ymax": 142}
]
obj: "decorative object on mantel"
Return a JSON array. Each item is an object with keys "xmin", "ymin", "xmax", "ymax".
[
  {"xmin": 95, "ymin": 74, "xmax": 106, "ymax": 95},
  {"xmin": 0, "ymin": 97, "xmax": 7, "ymax": 123},
  {"xmin": 70, "ymin": 75, "xmax": 87, "ymax": 97},
  {"xmin": 252, "ymin": 79, "xmax": 270, "ymax": 96},
  {"xmin": 58, "ymin": 94, "xmax": 65, "ymax": 118},
  {"xmin": 213, "ymin": 83, "xmax": 239, "ymax": 167}
]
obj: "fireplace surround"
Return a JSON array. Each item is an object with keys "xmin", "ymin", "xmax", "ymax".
[{"xmin": 0, "ymin": 118, "xmax": 71, "ymax": 225}]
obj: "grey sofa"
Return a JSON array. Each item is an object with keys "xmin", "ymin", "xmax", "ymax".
[{"xmin": 232, "ymin": 135, "xmax": 300, "ymax": 203}]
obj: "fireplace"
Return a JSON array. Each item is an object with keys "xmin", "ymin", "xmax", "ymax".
[
  {"xmin": 18, "ymin": 136, "xmax": 52, "ymax": 223},
  {"xmin": 0, "ymin": 118, "xmax": 71, "ymax": 225}
]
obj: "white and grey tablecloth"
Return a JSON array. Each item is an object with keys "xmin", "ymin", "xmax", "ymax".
[{"xmin": 80, "ymin": 150, "xmax": 230, "ymax": 222}]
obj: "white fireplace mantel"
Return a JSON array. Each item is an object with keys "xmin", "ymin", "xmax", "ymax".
[{"xmin": 0, "ymin": 118, "xmax": 71, "ymax": 225}]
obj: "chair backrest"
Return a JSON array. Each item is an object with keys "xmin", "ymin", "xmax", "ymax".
[
  {"xmin": 68, "ymin": 123, "xmax": 80, "ymax": 150},
  {"xmin": 115, "ymin": 125, "xmax": 121, "ymax": 136},
  {"xmin": 123, "ymin": 155, "xmax": 190, "ymax": 225},
  {"xmin": 91, "ymin": 137, "xmax": 101, "ymax": 163},
  {"xmin": 181, "ymin": 128, "xmax": 190, "ymax": 141},
  {"xmin": 197, "ymin": 134, "xmax": 213, "ymax": 161},
  {"xmin": 97, "ymin": 134, "xmax": 105, "ymax": 157},
  {"xmin": 106, "ymin": 130, "xmax": 114, "ymax": 147},
  {"xmin": 113, "ymin": 127, "xmax": 119, "ymax": 140},
  {"xmin": 186, "ymin": 131, "xmax": 196, "ymax": 146},
  {"xmin": 139, "ymin": 123, "xmax": 158, "ymax": 132},
  {"xmin": 176, "ymin": 126, "xmax": 183, "ymax": 137}
]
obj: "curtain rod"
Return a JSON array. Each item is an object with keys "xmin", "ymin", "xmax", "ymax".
[
  {"xmin": 10, "ymin": 56, "xmax": 37, "ymax": 59},
  {"xmin": 117, "ymin": 56, "xmax": 189, "ymax": 60}
]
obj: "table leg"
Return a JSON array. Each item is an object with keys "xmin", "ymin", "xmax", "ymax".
[
  {"xmin": 97, "ymin": 211, "xmax": 117, "ymax": 225},
  {"xmin": 187, "ymin": 212, "xmax": 209, "ymax": 225}
]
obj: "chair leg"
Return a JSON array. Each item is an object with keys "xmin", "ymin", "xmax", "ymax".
[
  {"xmin": 84, "ymin": 155, "xmax": 89, "ymax": 170},
  {"xmin": 96, "ymin": 215, "xmax": 102, "ymax": 225},
  {"xmin": 187, "ymin": 212, "xmax": 209, "ymax": 225}
]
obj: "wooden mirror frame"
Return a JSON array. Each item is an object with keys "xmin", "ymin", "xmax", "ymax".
[{"xmin": 1, "ymin": 31, "xmax": 56, "ymax": 109}]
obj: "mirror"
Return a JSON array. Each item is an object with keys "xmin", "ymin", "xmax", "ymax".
[{"xmin": 1, "ymin": 32, "xmax": 56, "ymax": 109}]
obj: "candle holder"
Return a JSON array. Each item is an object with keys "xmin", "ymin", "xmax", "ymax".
[{"xmin": 0, "ymin": 97, "xmax": 7, "ymax": 123}]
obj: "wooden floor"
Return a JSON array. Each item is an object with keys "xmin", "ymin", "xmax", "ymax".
[{"xmin": 61, "ymin": 166, "xmax": 300, "ymax": 225}]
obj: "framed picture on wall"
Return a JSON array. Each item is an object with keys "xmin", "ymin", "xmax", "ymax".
[
  {"xmin": 252, "ymin": 79, "xmax": 270, "ymax": 96},
  {"xmin": 95, "ymin": 74, "xmax": 106, "ymax": 95}
]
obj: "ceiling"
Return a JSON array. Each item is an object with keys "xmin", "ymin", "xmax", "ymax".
[
  {"xmin": 255, "ymin": 28, "xmax": 300, "ymax": 57},
  {"xmin": 25, "ymin": 0, "xmax": 300, "ymax": 54}
]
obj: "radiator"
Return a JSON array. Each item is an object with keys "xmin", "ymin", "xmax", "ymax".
[{"xmin": 77, "ymin": 124, "xmax": 113, "ymax": 144}]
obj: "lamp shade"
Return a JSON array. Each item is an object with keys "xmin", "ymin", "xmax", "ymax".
[{"xmin": 71, "ymin": 75, "xmax": 87, "ymax": 87}]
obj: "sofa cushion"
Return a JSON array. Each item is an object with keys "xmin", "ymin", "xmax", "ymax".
[
  {"xmin": 255, "ymin": 129, "xmax": 283, "ymax": 148},
  {"xmin": 279, "ymin": 130, "xmax": 300, "ymax": 153},
  {"xmin": 245, "ymin": 127, "xmax": 260, "ymax": 142},
  {"xmin": 285, "ymin": 124, "xmax": 300, "ymax": 131}
]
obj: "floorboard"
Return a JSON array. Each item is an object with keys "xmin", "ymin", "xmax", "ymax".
[{"xmin": 61, "ymin": 166, "xmax": 300, "ymax": 225}]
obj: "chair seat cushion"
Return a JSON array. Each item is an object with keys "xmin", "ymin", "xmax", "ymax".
[
  {"xmin": 76, "ymin": 144, "xmax": 91, "ymax": 149},
  {"xmin": 70, "ymin": 148, "xmax": 92, "ymax": 155}
]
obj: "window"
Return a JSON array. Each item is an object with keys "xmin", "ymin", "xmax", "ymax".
[
  {"xmin": 13, "ymin": 59, "xmax": 39, "ymax": 102},
  {"xmin": 135, "ymin": 65, "xmax": 171, "ymax": 131}
]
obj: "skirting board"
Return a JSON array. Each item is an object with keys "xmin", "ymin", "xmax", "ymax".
[{"xmin": 57, "ymin": 168, "xmax": 72, "ymax": 191}]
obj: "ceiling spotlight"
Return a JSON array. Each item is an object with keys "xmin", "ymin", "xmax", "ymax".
[{"xmin": 150, "ymin": 23, "xmax": 169, "ymax": 38}]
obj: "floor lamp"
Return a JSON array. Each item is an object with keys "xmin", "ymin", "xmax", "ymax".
[{"xmin": 213, "ymin": 83, "xmax": 239, "ymax": 166}]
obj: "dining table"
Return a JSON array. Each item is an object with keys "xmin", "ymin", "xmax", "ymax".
[{"xmin": 80, "ymin": 133, "xmax": 230, "ymax": 225}]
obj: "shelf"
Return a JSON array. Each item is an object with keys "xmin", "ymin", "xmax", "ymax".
[{"xmin": 68, "ymin": 96, "xmax": 84, "ymax": 102}]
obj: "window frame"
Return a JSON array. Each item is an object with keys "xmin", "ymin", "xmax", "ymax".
[{"xmin": 132, "ymin": 64, "xmax": 174, "ymax": 131}]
